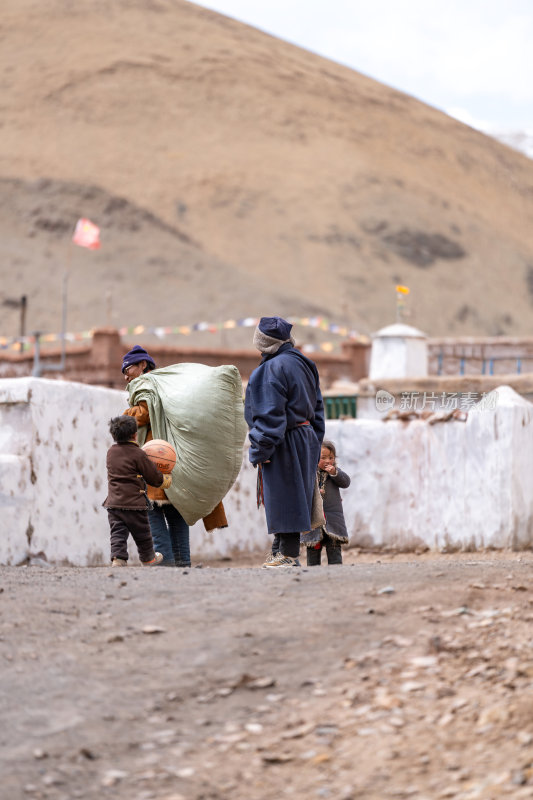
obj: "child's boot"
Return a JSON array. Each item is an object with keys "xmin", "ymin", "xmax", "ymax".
[
  {"xmin": 306, "ymin": 543, "xmax": 322, "ymax": 567},
  {"xmin": 111, "ymin": 557, "xmax": 127, "ymax": 567},
  {"xmin": 325, "ymin": 538, "xmax": 343, "ymax": 565},
  {"xmin": 142, "ymin": 552, "xmax": 164, "ymax": 566}
]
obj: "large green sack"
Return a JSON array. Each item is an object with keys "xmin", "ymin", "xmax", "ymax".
[{"xmin": 128, "ymin": 363, "xmax": 247, "ymax": 525}]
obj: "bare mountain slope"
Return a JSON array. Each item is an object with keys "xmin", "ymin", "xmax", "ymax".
[
  {"xmin": 2, "ymin": 0, "xmax": 533, "ymax": 341},
  {"xmin": 0, "ymin": 177, "xmax": 320, "ymax": 344}
]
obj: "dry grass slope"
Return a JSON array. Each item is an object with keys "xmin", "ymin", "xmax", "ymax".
[{"xmin": 2, "ymin": 0, "xmax": 533, "ymax": 341}]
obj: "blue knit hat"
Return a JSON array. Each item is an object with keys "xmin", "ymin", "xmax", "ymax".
[
  {"xmin": 258, "ymin": 316, "xmax": 293, "ymax": 341},
  {"xmin": 121, "ymin": 345, "xmax": 156, "ymax": 373}
]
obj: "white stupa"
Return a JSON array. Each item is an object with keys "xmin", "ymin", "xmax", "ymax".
[{"xmin": 369, "ymin": 323, "xmax": 428, "ymax": 379}]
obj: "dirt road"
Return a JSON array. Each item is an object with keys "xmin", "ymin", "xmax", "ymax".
[{"xmin": 2, "ymin": 551, "xmax": 533, "ymax": 799}]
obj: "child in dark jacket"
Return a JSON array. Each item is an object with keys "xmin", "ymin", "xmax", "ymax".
[
  {"xmin": 103, "ymin": 415, "xmax": 171, "ymax": 567},
  {"xmin": 301, "ymin": 439, "xmax": 350, "ymax": 565}
]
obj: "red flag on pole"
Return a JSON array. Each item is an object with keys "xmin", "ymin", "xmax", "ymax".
[{"xmin": 72, "ymin": 218, "xmax": 101, "ymax": 250}]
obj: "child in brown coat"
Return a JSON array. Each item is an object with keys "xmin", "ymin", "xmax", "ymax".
[{"xmin": 103, "ymin": 415, "xmax": 171, "ymax": 566}]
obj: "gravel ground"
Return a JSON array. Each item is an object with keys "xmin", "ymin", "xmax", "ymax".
[{"xmin": 2, "ymin": 551, "xmax": 533, "ymax": 800}]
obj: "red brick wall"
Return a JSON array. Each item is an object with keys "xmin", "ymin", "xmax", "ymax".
[
  {"xmin": 4, "ymin": 329, "xmax": 533, "ymax": 388},
  {"xmin": 0, "ymin": 328, "xmax": 371, "ymax": 390}
]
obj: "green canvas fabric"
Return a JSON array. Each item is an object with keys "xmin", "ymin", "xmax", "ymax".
[{"xmin": 128, "ymin": 363, "xmax": 247, "ymax": 525}]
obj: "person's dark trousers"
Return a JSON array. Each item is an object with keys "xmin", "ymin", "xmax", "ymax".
[
  {"xmin": 108, "ymin": 509, "xmax": 156, "ymax": 563},
  {"xmin": 306, "ymin": 535, "xmax": 343, "ymax": 566},
  {"xmin": 272, "ymin": 533, "xmax": 281, "ymax": 556},
  {"xmin": 278, "ymin": 532, "xmax": 300, "ymax": 558},
  {"xmin": 148, "ymin": 503, "xmax": 190, "ymax": 567}
]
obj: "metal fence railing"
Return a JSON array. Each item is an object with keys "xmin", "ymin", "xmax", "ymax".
[
  {"xmin": 324, "ymin": 395, "xmax": 357, "ymax": 419},
  {"xmin": 435, "ymin": 353, "xmax": 533, "ymax": 376}
]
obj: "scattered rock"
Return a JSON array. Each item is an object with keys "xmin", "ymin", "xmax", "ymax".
[
  {"xmin": 410, "ymin": 656, "xmax": 438, "ymax": 668},
  {"xmin": 388, "ymin": 716, "xmax": 405, "ymax": 728},
  {"xmin": 266, "ymin": 693, "xmax": 285, "ymax": 703},
  {"xmin": 382, "ymin": 635, "xmax": 412, "ymax": 648},
  {"xmin": 309, "ymin": 753, "xmax": 331, "ymax": 765},
  {"xmin": 160, "ymin": 794, "xmax": 186, "ymax": 800},
  {"xmin": 141, "ymin": 625, "xmax": 166, "ymax": 635},
  {"xmin": 101, "ymin": 769, "xmax": 128, "ymax": 787},
  {"xmin": 281, "ymin": 723, "xmax": 315, "ymax": 740},
  {"xmin": 237, "ymin": 675, "xmax": 276, "ymax": 690},
  {"xmin": 511, "ymin": 769, "xmax": 527, "ymax": 785},
  {"xmin": 374, "ymin": 688, "xmax": 403, "ymax": 710},
  {"xmin": 477, "ymin": 703, "xmax": 511, "ymax": 727},
  {"xmin": 42, "ymin": 773, "xmax": 64, "ymax": 786},
  {"xmin": 245, "ymin": 723, "xmax": 263, "ymax": 734},
  {"xmin": 175, "ymin": 767, "xmax": 195, "ymax": 778},
  {"xmin": 437, "ymin": 712, "xmax": 454, "ymax": 727},
  {"xmin": 261, "ymin": 752, "xmax": 294, "ymax": 764},
  {"xmin": 79, "ymin": 747, "xmax": 98, "ymax": 760},
  {"xmin": 400, "ymin": 681, "xmax": 426, "ymax": 693},
  {"xmin": 315, "ymin": 725, "xmax": 338, "ymax": 737},
  {"xmin": 428, "ymin": 636, "xmax": 444, "ymax": 653},
  {"xmin": 441, "ymin": 606, "xmax": 472, "ymax": 617}
]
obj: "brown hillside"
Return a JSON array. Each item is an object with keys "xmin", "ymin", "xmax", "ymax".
[{"xmin": 2, "ymin": 0, "xmax": 533, "ymax": 345}]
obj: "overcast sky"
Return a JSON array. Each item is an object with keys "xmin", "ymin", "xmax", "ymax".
[{"xmin": 195, "ymin": 0, "xmax": 533, "ymax": 133}]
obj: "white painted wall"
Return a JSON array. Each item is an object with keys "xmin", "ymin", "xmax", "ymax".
[
  {"xmin": 328, "ymin": 386, "xmax": 533, "ymax": 551},
  {"xmin": 0, "ymin": 378, "xmax": 128, "ymax": 565},
  {"xmin": 0, "ymin": 377, "xmax": 262, "ymax": 565},
  {"xmin": 1, "ymin": 379, "xmax": 533, "ymax": 564}
]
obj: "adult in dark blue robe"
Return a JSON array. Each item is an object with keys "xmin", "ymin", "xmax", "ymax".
[{"xmin": 244, "ymin": 316, "xmax": 325, "ymax": 566}]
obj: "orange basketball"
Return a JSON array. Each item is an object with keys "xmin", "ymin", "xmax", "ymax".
[{"xmin": 142, "ymin": 439, "xmax": 176, "ymax": 474}]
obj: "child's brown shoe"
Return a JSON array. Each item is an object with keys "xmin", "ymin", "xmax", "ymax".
[
  {"xmin": 111, "ymin": 557, "xmax": 127, "ymax": 567},
  {"xmin": 142, "ymin": 552, "xmax": 164, "ymax": 566}
]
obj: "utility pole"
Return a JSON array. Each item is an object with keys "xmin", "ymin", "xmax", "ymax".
[
  {"xmin": 0, "ymin": 295, "xmax": 27, "ymax": 353},
  {"xmin": 32, "ymin": 251, "xmax": 70, "ymax": 377},
  {"xmin": 19, "ymin": 295, "xmax": 27, "ymax": 353}
]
